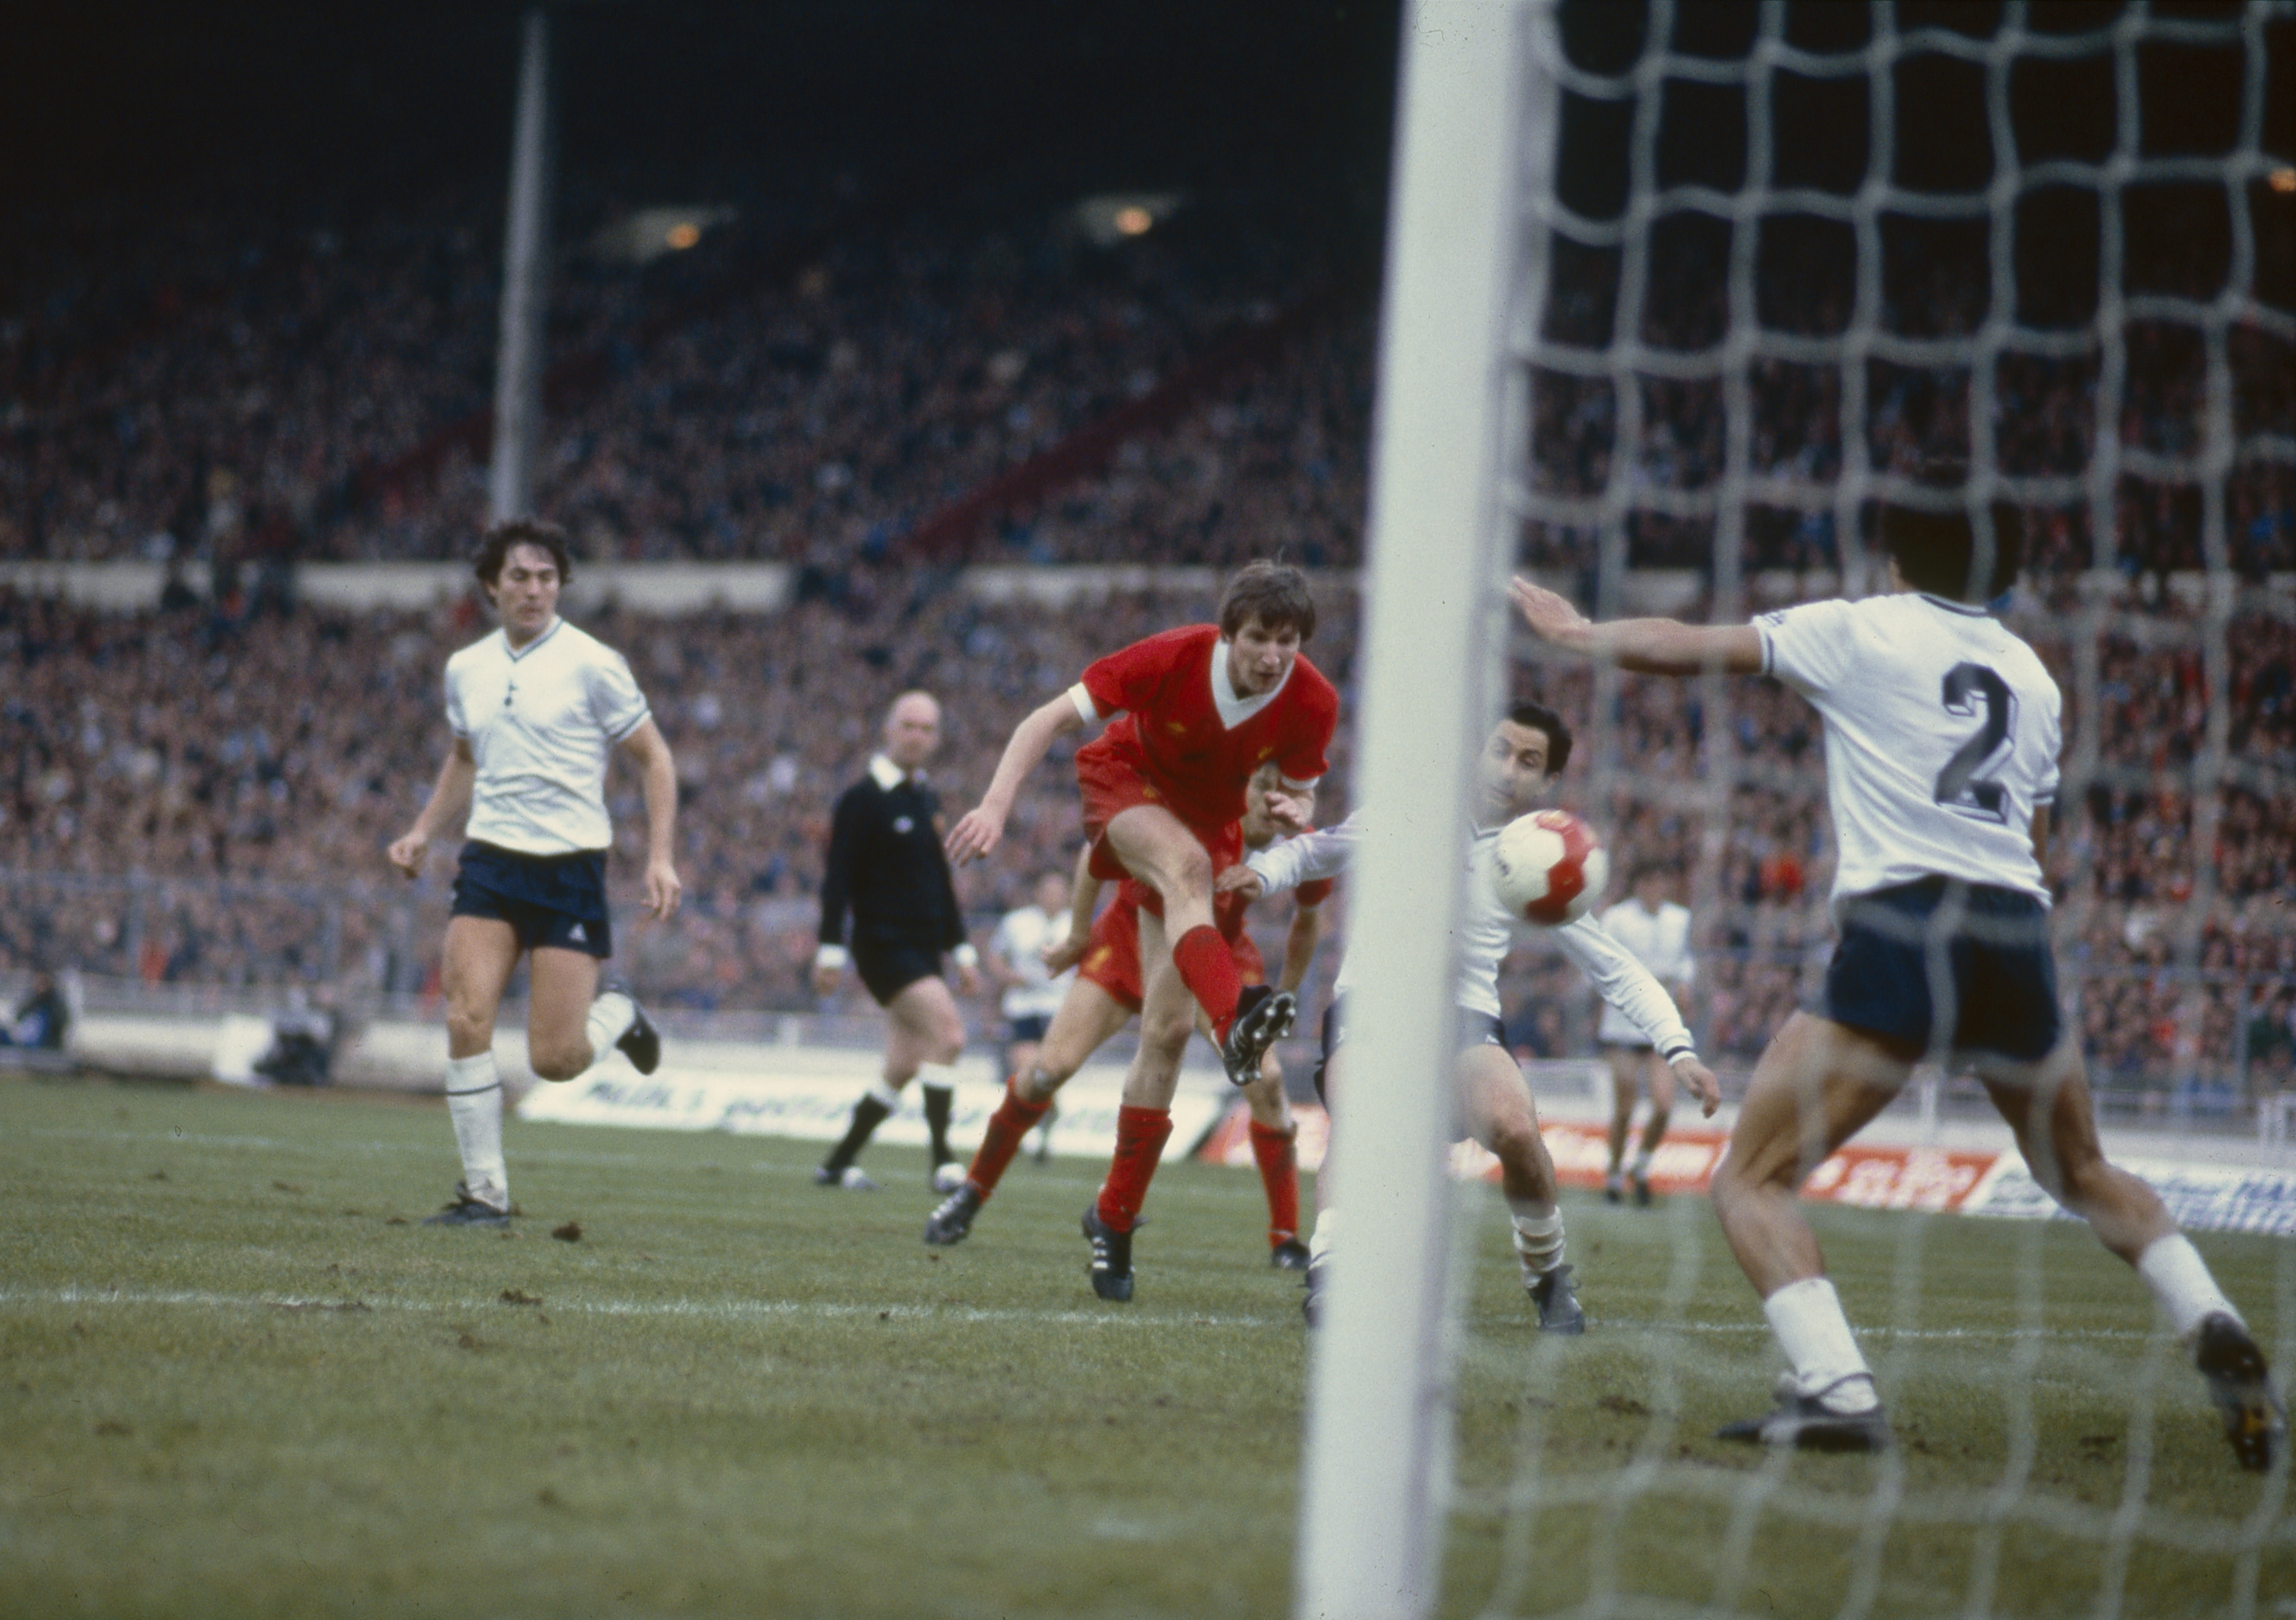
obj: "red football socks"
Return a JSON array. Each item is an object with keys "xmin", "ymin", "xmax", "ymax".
[
  {"xmin": 1249, "ymin": 1120, "xmax": 1300, "ymax": 1245},
  {"xmin": 965, "ymin": 1078, "xmax": 1052, "ymax": 1199},
  {"xmin": 1094, "ymin": 1105, "xmax": 1174, "ymax": 1233},
  {"xmin": 1171, "ymin": 923, "xmax": 1244, "ymax": 1040}
]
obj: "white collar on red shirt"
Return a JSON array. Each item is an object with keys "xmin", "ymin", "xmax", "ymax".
[{"xmin": 1211, "ymin": 637, "xmax": 1290, "ymax": 730}]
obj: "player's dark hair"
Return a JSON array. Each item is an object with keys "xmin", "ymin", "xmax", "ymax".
[
  {"xmin": 1219, "ymin": 560, "xmax": 1316, "ymax": 641},
  {"xmin": 1507, "ymin": 701, "xmax": 1573, "ymax": 776},
  {"xmin": 1879, "ymin": 500, "xmax": 2023, "ymax": 604},
  {"xmin": 474, "ymin": 518, "xmax": 574, "ymax": 590}
]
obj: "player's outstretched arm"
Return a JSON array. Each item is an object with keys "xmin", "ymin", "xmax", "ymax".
[
  {"xmin": 1276, "ymin": 896, "xmax": 1326, "ymax": 995},
  {"xmin": 947, "ymin": 694, "xmax": 1085, "ymax": 865},
  {"xmin": 387, "ymin": 739, "xmax": 477, "ymax": 878},
  {"xmin": 1509, "ymin": 578, "xmax": 1764, "ymax": 678},
  {"xmin": 620, "ymin": 717, "xmax": 683, "ymax": 920}
]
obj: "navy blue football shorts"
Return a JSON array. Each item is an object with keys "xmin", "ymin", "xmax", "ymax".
[
  {"xmin": 450, "ymin": 841, "xmax": 612, "ymax": 959},
  {"xmin": 1311, "ymin": 995, "xmax": 1507, "ymax": 1106},
  {"xmin": 1005, "ymin": 1013, "xmax": 1052, "ymax": 1044},
  {"xmin": 1822, "ymin": 877, "xmax": 2061, "ymax": 1063}
]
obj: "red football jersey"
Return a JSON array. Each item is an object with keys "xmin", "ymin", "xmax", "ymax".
[{"xmin": 1075, "ymin": 625, "xmax": 1338, "ymax": 830}]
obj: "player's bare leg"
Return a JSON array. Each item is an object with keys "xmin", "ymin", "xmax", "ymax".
[
  {"xmin": 926, "ymin": 979, "xmax": 1134, "ymax": 1246},
  {"xmin": 434, "ymin": 917, "xmax": 524, "ymax": 1220},
  {"xmin": 1240, "ymin": 1051, "xmax": 1307, "ymax": 1267},
  {"xmin": 1711, "ymin": 1014, "xmax": 1908, "ymax": 1294},
  {"xmin": 524, "ymin": 945, "xmax": 601, "ymax": 1080},
  {"xmin": 1708, "ymin": 1012, "xmax": 1908, "ymax": 1444},
  {"xmin": 1459, "ymin": 1043, "xmax": 1581, "ymax": 1332},
  {"xmin": 1075, "ymin": 912, "xmax": 1195, "ymax": 1300},
  {"xmin": 889, "ymin": 974, "xmax": 968, "ymax": 1177},
  {"xmin": 1104, "ymin": 803, "xmax": 1292, "ymax": 1079},
  {"xmin": 1975, "ymin": 1041, "xmax": 2285, "ymax": 1470},
  {"xmin": 1603, "ymin": 1047, "xmax": 1640, "ymax": 1202},
  {"xmin": 1635, "ymin": 1052, "xmax": 1675, "ymax": 1204},
  {"xmin": 824, "ymin": 973, "xmax": 964, "ymax": 1190}
]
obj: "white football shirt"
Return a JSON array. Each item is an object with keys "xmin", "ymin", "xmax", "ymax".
[
  {"xmin": 1756, "ymin": 592, "xmax": 2058, "ymax": 909},
  {"xmin": 1595, "ymin": 898, "xmax": 1693, "ymax": 1045},
  {"xmin": 1246, "ymin": 811, "xmax": 1695, "ymax": 1056},
  {"xmin": 444, "ymin": 617, "xmax": 652, "ymax": 855},
  {"xmin": 990, "ymin": 905, "xmax": 1074, "ymax": 1021}
]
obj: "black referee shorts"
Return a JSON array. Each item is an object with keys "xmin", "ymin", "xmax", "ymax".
[{"xmin": 851, "ymin": 939, "xmax": 944, "ymax": 1007}]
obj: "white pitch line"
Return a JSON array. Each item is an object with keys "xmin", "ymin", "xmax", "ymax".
[
  {"xmin": 0, "ymin": 1287, "xmax": 2169, "ymax": 1343},
  {"xmin": 0, "ymin": 1286, "xmax": 1290, "ymax": 1331}
]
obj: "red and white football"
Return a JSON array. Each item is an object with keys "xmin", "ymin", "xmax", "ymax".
[{"xmin": 1489, "ymin": 809, "xmax": 1608, "ymax": 926}]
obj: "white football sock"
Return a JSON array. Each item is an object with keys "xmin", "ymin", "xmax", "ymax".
[
  {"xmin": 917, "ymin": 1061, "xmax": 960, "ymax": 1089},
  {"xmin": 1507, "ymin": 1196, "xmax": 1566, "ymax": 1278},
  {"xmin": 2137, "ymin": 1234, "xmax": 2240, "ymax": 1341},
  {"xmin": 1307, "ymin": 1208, "xmax": 1339, "ymax": 1267},
  {"xmin": 444, "ymin": 1051, "xmax": 508, "ymax": 1210},
  {"xmin": 1629, "ymin": 1149, "xmax": 1653, "ymax": 1178},
  {"xmin": 584, "ymin": 990, "xmax": 636, "ymax": 1067},
  {"xmin": 867, "ymin": 1080, "xmax": 904, "ymax": 1112},
  {"xmin": 1764, "ymin": 1277, "xmax": 1879, "ymax": 1413}
]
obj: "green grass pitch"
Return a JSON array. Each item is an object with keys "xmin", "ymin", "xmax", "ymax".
[{"xmin": 2, "ymin": 1075, "xmax": 2288, "ymax": 1619}]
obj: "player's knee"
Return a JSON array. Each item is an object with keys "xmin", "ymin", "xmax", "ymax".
[
  {"xmin": 1489, "ymin": 1116, "xmax": 1543, "ymax": 1176},
  {"xmin": 529, "ymin": 1042, "xmax": 588, "ymax": 1083},
  {"xmin": 930, "ymin": 1022, "xmax": 964, "ymax": 1065},
  {"xmin": 444, "ymin": 1004, "xmax": 494, "ymax": 1053},
  {"xmin": 1162, "ymin": 843, "xmax": 1212, "ymax": 897}
]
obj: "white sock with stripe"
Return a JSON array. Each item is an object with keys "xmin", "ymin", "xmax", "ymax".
[
  {"xmin": 444, "ymin": 1051, "xmax": 508, "ymax": 1211},
  {"xmin": 1507, "ymin": 1197, "xmax": 1566, "ymax": 1279}
]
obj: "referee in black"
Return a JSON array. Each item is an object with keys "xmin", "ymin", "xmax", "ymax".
[{"xmin": 813, "ymin": 690, "xmax": 980, "ymax": 1190}]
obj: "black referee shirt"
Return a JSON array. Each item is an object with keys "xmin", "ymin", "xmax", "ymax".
[{"xmin": 819, "ymin": 755, "xmax": 967, "ymax": 952}]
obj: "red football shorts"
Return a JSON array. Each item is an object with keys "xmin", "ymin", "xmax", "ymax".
[
  {"xmin": 1076, "ymin": 882, "xmax": 1262, "ymax": 1014},
  {"xmin": 1076, "ymin": 887, "xmax": 1146, "ymax": 1013},
  {"xmin": 1075, "ymin": 743, "xmax": 1243, "ymax": 893}
]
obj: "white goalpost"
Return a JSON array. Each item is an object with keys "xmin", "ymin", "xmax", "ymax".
[{"xmin": 1294, "ymin": 5, "xmax": 1547, "ymax": 1617}]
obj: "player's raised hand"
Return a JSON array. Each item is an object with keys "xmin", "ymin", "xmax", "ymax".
[
  {"xmin": 1041, "ymin": 931, "xmax": 1088, "ymax": 975},
  {"xmin": 644, "ymin": 855, "xmax": 683, "ymax": 921},
  {"xmin": 1672, "ymin": 1054, "xmax": 1723, "ymax": 1117},
  {"xmin": 1508, "ymin": 577, "xmax": 1591, "ymax": 644},
  {"xmin": 1213, "ymin": 864, "xmax": 1265, "ymax": 900},
  {"xmin": 386, "ymin": 830, "xmax": 428, "ymax": 879},
  {"xmin": 1263, "ymin": 786, "xmax": 1312, "ymax": 835},
  {"xmin": 946, "ymin": 802, "xmax": 1005, "ymax": 865}
]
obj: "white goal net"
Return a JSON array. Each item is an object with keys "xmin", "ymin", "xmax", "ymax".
[{"xmin": 1306, "ymin": 2, "xmax": 2295, "ymax": 1617}]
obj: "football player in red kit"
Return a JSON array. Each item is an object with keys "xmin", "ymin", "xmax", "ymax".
[
  {"xmin": 930, "ymin": 762, "xmax": 1333, "ymax": 1267},
  {"xmin": 946, "ymin": 561, "xmax": 1339, "ymax": 1299}
]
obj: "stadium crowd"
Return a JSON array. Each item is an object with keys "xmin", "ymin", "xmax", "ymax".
[
  {"xmin": 2, "ymin": 565, "xmax": 2289, "ymax": 1113},
  {"xmin": 5, "ymin": 116, "xmax": 2291, "ymax": 1118},
  {"xmin": 9, "ymin": 158, "xmax": 2289, "ymax": 581}
]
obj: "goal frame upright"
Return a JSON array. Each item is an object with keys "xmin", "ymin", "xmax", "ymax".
[{"xmin": 1292, "ymin": 4, "xmax": 1553, "ymax": 1618}]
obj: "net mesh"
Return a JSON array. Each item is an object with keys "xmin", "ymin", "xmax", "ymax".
[{"xmin": 1457, "ymin": 2, "xmax": 2296, "ymax": 1613}]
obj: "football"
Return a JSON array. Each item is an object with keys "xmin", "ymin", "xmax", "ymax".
[
  {"xmin": 931, "ymin": 1161, "xmax": 969, "ymax": 1194},
  {"xmin": 1489, "ymin": 809, "xmax": 1608, "ymax": 926}
]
